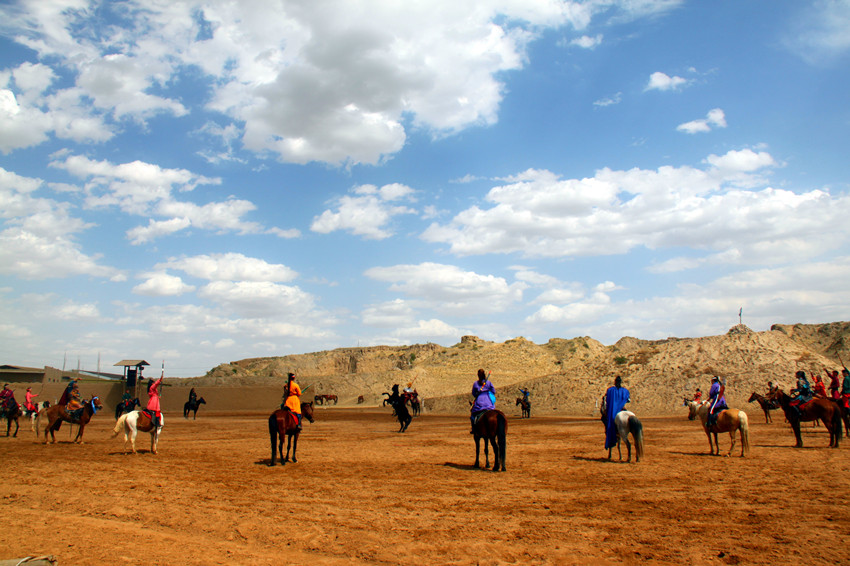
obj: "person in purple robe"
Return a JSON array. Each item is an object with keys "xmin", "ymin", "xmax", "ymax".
[
  {"xmin": 470, "ymin": 369, "xmax": 495, "ymax": 433},
  {"xmin": 604, "ymin": 376, "xmax": 630, "ymax": 450}
]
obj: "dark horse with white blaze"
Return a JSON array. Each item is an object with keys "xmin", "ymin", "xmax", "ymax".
[
  {"xmin": 472, "ymin": 409, "xmax": 507, "ymax": 471},
  {"xmin": 42, "ymin": 397, "xmax": 103, "ymax": 444},
  {"xmin": 268, "ymin": 402, "xmax": 315, "ymax": 466},
  {"xmin": 183, "ymin": 397, "xmax": 206, "ymax": 419}
]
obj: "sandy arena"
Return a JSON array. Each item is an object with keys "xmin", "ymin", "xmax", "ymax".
[{"xmin": 2, "ymin": 406, "xmax": 849, "ymax": 565}]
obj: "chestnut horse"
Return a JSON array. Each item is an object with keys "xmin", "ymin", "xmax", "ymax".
[
  {"xmin": 684, "ymin": 399, "xmax": 749, "ymax": 457},
  {"xmin": 112, "ymin": 410, "xmax": 164, "ymax": 454},
  {"xmin": 747, "ymin": 391, "xmax": 778, "ymax": 424},
  {"xmin": 472, "ymin": 409, "xmax": 507, "ymax": 471},
  {"xmin": 770, "ymin": 389, "xmax": 841, "ymax": 448},
  {"xmin": 42, "ymin": 397, "xmax": 103, "ymax": 444},
  {"xmin": 268, "ymin": 402, "xmax": 315, "ymax": 466}
]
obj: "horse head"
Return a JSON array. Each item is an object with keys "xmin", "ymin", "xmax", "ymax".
[
  {"xmin": 747, "ymin": 391, "xmax": 758, "ymax": 403},
  {"xmin": 684, "ymin": 399, "xmax": 698, "ymax": 420},
  {"xmin": 301, "ymin": 402, "xmax": 315, "ymax": 423}
]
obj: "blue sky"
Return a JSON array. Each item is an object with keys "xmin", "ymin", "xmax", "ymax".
[{"xmin": 1, "ymin": 0, "xmax": 849, "ymax": 377}]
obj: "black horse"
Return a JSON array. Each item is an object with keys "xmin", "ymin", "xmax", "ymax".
[
  {"xmin": 516, "ymin": 397, "xmax": 531, "ymax": 418},
  {"xmin": 183, "ymin": 397, "xmax": 206, "ymax": 419},
  {"xmin": 384, "ymin": 385, "xmax": 412, "ymax": 432},
  {"xmin": 115, "ymin": 397, "xmax": 140, "ymax": 420}
]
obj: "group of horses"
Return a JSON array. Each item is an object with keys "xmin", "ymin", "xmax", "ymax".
[{"xmin": 684, "ymin": 386, "xmax": 849, "ymax": 456}]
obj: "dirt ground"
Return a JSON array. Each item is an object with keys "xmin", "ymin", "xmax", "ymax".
[{"xmin": 2, "ymin": 405, "xmax": 849, "ymax": 565}]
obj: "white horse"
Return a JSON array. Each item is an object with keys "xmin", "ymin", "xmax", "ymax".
[
  {"xmin": 28, "ymin": 401, "xmax": 50, "ymax": 433},
  {"xmin": 112, "ymin": 410, "xmax": 163, "ymax": 454},
  {"xmin": 609, "ymin": 410, "xmax": 645, "ymax": 463},
  {"xmin": 684, "ymin": 398, "xmax": 749, "ymax": 457}
]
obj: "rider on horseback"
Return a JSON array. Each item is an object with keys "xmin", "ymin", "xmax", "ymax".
[
  {"xmin": 146, "ymin": 375, "xmax": 164, "ymax": 428},
  {"xmin": 282, "ymin": 373, "xmax": 303, "ymax": 430},
  {"xmin": 470, "ymin": 369, "xmax": 495, "ymax": 434},
  {"xmin": 189, "ymin": 388, "xmax": 197, "ymax": 405},
  {"xmin": 66, "ymin": 383, "xmax": 84, "ymax": 418},
  {"xmin": 604, "ymin": 376, "xmax": 630, "ymax": 451},
  {"xmin": 790, "ymin": 370, "xmax": 813, "ymax": 417},
  {"xmin": 841, "ymin": 368, "xmax": 850, "ymax": 409},
  {"xmin": 24, "ymin": 387, "xmax": 39, "ymax": 413},
  {"xmin": 0, "ymin": 384, "xmax": 15, "ymax": 416},
  {"xmin": 707, "ymin": 376, "xmax": 727, "ymax": 429}
]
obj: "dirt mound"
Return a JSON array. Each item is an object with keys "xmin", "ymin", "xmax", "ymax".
[{"xmin": 182, "ymin": 322, "xmax": 850, "ymax": 416}]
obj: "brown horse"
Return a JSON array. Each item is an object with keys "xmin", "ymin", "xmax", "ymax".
[
  {"xmin": 747, "ymin": 391, "xmax": 778, "ymax": 424},
  {"xmin": 515, "ymin": 397, "xmax": 530, "ymax": 418},
  {"xmin": 472, "ymin": 409, "xmax": 507, "ymax": 471},
  {"xmin": 771, "ymin": 389, "xmax": 841, "ymax": 448},
  {"xmin": 42, "ymin": 397, "xmax": 104, "ymax": 444},
  {"xmin": 2, "ymin": 402, "xmax": 22, "ymax": 437},
  {"xmin": 684, "ymin": 399, "xmax": 750, "ymax": 457},
  {"xmin": 268, "ymin": 402, "xmax": 314, "ymax": 466}
]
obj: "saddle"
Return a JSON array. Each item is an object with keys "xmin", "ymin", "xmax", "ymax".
[
  {"xmin": 472, "ymin": 411, "xmax": 487, "ymax": 427},
  {"xmin": 67, "ymin": 407, "xmax": 84, "ymax": 422}
]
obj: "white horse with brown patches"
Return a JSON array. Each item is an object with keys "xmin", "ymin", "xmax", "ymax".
[{"xmin": 112, "ymin": 410, "xmax": 164, "ymax": 454}]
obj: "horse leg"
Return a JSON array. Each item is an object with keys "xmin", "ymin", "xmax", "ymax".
[
  {"xmin": 624, "ymin": 437, "xmax": 632, "ymax": 463},
  {"xmin": 12, "ymin": 418, "xmax": 18, "ymax": 437},
  {"xmin": 474, "ymin": 436, "xmax": 481, "ymax": 468},
  {"xmin": 290, "ymin": 432, "xmax": 299, "ymax": 463},
  {"xmin": 489, "ymin": 436, "xmax": 499, "ymax": 472},
  {"xmin": 284, "ymin": 433, "xmax": 293, "ymax": 462},
  {"xmin": 483, "ymin": 436, "xmax": 490, "ymax": 469},
  {"xmin": 727, "ymin": 430, "xmax": 736, "ymax": 457}
]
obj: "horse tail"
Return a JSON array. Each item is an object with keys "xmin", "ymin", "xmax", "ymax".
[
  {"xmin": 629, "ymin": 415, "xmax": 644, "ymax": 461},
  {"xmin": 738, "ymin": 410, "xmax": 750, "ymax": 456},
  {"xmin": 112, "ymin": 413, "xmax": 129, "ymax": 437}
]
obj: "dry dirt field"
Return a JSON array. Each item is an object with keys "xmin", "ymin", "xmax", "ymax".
[{"xmin": 2, "ymin": 406, "xmax": 849, "ymax": 565}]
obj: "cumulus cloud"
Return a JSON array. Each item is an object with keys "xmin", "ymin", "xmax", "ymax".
[
  {"xmin": 645, "ymin": 71, "xmax": 690, "ymax": 91},
  {"xmin": 677, "ymin": 108, "xmax": 727, "ymax": 134},
  {"xmin": 365, "ymin": 262, "xmax": 526, "ymax": 315},
  {"xmin": 48, "ymin": 154, "xmax": 293, "ymax": 244},
  {"xmin": 0, "ymin": 166, "xmax": 120, "ymax": 280},
  {"xmin": 198, "ymin": 280, "xmax": 316, "ymax": 319},
  {"xmin": 132, "ymin": 272, "xmax": 196, "ymax": 297},
  {"xmin": 421, "ymin": 150, "xmax": 850, "ymax": 265},
  {"xmin": 570, "ymin": 34, "xmax": 603, "ymax": 48},
  {"xmin": 158, "ymin": 253, "xmax": 298, "ymax": 283},
  {"xmin": 0, "ymin": 0, "xmax": 678, "ymax": 165},
  {"xmin": 311, "ymin": 183, "xmax": 417, "ymax": 239}
]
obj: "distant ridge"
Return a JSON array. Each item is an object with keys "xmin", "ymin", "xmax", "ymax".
[{"xmin": 183, "ymin": 322, "xmax": 850, "ymax": 416}]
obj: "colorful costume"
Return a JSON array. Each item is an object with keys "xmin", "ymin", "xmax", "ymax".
[
  {"xmin": 0, "ymin": 385, "xmax": 15, "ymax": 413},
  {"xmin": 828, "ymin": 371, "xmax": 841, "ymax": 399},
  {"xmin": 604, "ymin": 380, "xmax": 630, "ymax": 449},
  {"xmin": 146, "ymin": 376, "xmax": 163, "ymax": 426},
  {"xmin": 693, "ymin": 389, "xmax": 702, "ymax": 402},
  {"xmin": 283, "ymin": 374, "xmax": 302, "ymax": 428},
  {"xmin": 841, "ymin": 369, "xmax": 850, "ymax": 409},
  {"xmin": 66, "ymin": 386, "xmax": 83, "ymax": 412},
  {"xmin": 707, "ymin": 377, "xmax": 727, "ymax": 428},
  {"xmin": 470, "ymin": 370, "xmax": 495, "ymax": 431},
  {"xmin": 790, "ymin": 372, "xmax": 812, "ymax": 405},
  {"xmin": 25, "ymin": 388, "xmax": 38, "ymax": 412},
  {"xmin": 58, "ymin": 380, "xmax": 76, "ymax": 406},
  {"xmin": 812, "ymin": 376, "xmax": 827, "ymax": 397}
]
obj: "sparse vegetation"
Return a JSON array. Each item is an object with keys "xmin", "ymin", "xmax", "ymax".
[{"xmin": 614, "ymin": 356, "xmax": 628, "ymax": 365}]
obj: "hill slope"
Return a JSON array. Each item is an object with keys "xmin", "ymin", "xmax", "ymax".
[{"xmin": 184, "ymin": 322, "xmax": 850, "ymax": 415}]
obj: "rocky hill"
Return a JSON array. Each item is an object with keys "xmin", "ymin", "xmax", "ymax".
[{"xmin": 183, "ymin": 322, "xmax": 850, "ymax": 416}]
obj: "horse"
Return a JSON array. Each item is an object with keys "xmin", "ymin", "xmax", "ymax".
[
  {"xmin": 357, "ymin": 395, "xmax": 365, "ymax": 404},
  {"xmin": 26, "ymin": 401, "xmax": 50, "ymax": 433},
  {"xmin": 314, "ymin": 394, "xmax": 337, "ymax": 405},
  {"xmin": 827, "ymin": 397, "xmax": 850, "ymax": 438},
  {"xmin": 401, "ymin": 391, "xmax": 420, "ymax": 417},
  {"xmin": 385, "ymin": 389, "xmax": 412, "ymax": 432},
  {"xmin": 267, "ymin": 402, "xmax": 315, "ymax": 466},
  {"xmin": 115, "ymin": 397, "xmax": 140, "ymax": 420},
  {"xmin": 747, "ymin": 391, "xmax": 778, "ymax": 424},
  {"xmin": 1, "ymin": 402, "xmax": 22, "ymax": 437},
  {"xmin": 42, "ymin": 397, "xmax": 103, "ymax": 444},
  {"xmin": 684, "ymin": 398, "xmax": 750, "ymax": 457},
  {"xmin": 608, "ymin": 410, "xmax": 645, "ymax": 463},
  {"xmin": 112, "ymin": 410, "xmax": 164, "ymax": 454},
  {"xmin": 183, "ymin": 397, "xmax": 206, "ymax": 419},
  {"xmin": 472, "ymin": 409, "xmax": 507, "ymax": 471},
  {"xmin": 515, "ymin": 397, "xmax": 531, "ymax": 418},
  {"xmin": 770, "ymin": 389, "xmax": 841, "ymax": 448}
]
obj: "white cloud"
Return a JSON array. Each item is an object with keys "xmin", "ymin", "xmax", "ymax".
[
  {"xmin": 362, "ymin": 299, "xmax": 416, "ymax": 328},
  {"xmin": 198, "ymin": 281, "xmax": 316, "ymax": 318},
  {"xmin": 784, "ymin": 0, "xmax": 850, "ymax": 65},
  {"xmin": 593, "ymin": 92, "xmax": 622, "ymax": 107},
  {"xmin": 158, "ymin": 253, "xmax": 297, "ymax": 283},
  {"xmin": 570, "ymin": 34, "xmax": 603, "ymax": 49},
  {"xmin": 645, "ymin": 71, "xmax": 689, "ymax": 91},
  {"xmin": 421, "ymin": 150, "xmax": 850, "ymax": 264},
  {"xmin": 365, "ymin": 262, "xmax": 526, "ymax": 314},
  {"xmin": 132, "ymin": 272, "xmax": 196, "ymax": 297},
  {"xmin": 677, "ymin": 108, "xmax": 727, "ymax": 134},
  {"xmin": 311, "ymin": 183, "xmax": 416, "ymax": 239}
]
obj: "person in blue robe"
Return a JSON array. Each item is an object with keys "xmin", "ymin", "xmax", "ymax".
[{"xmin": 604, "ymin": 376, "xmax": 630, "ymax": 450}]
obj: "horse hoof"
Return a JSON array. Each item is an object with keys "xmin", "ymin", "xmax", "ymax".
[{"xmin": 268, "ymin": 462, "xmax": 276, "ymax": 467}]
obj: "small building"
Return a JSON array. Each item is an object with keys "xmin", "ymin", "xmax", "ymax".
[{"xmin": 114, "ymin": 360, "xmax": 150, "ymax": 388}]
